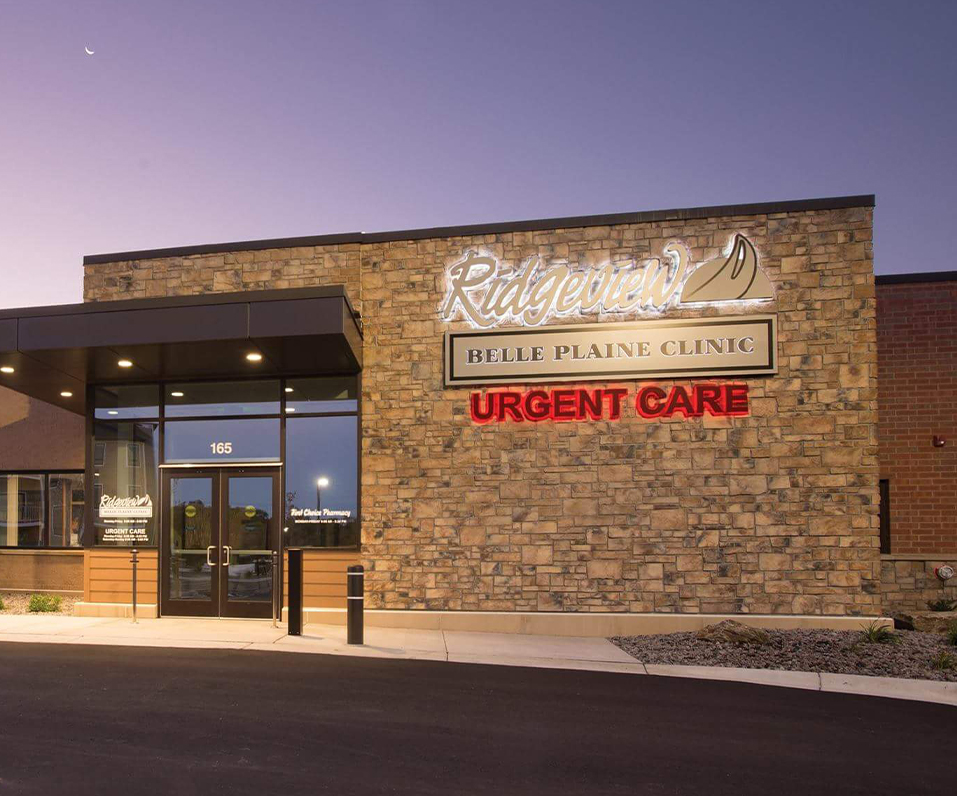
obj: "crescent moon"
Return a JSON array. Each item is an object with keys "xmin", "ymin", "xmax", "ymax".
[{"xmin": 85, "ymin": 46, "xmax": 95, "ymax": 55}]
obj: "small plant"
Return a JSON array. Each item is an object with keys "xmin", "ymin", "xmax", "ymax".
[
  {"xmin": 0, "ymin": 596, "xmax": 5, "ymax": 611},
  {"xmin": 931, "ymin": 651, "xmax": 957, "ymax": 671},
  {"xmin": 28, "ymin": 594, "xmax": 61, "ymax": 613},
  {"xmin": 860, "ymin": 620, "xmax": 900, "ymax": 645},
  {"xmin": 947, "ymin": 622, "xmax": 957, "ymax": 647},
  {"xmin": 927, "ymin": 599, "xmax": 957, "ymax": 612}
]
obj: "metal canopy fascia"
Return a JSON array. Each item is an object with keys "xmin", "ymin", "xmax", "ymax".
[{"xmin": 0, "ymin": 286, "xmax": 362, "ymax": 415}]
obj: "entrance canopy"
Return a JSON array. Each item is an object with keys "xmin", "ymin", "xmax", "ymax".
[{"xmin": 0, "ymin": 286, "xmax": 361, "ymax": 414}]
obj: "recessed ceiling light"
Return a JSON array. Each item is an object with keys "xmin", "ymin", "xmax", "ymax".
[
  {"xmin": 0, "ymin": 366, "xmax": 14, "ymax": 374},
  {"xmin": 117, "ymin": 359, "xmax": 133, "ymax": 368},
  {"xmin": 284, "ymin": 387, "xmax": 293, "ymax": 393},
  {"xmin": 246, "ymin": 352, "xmax": 263, "ymax": 362},
  {"xmin": 60, "ymin": 390, "xmax": 73, "ymax": 398},
  {"xmin": 170, "ymin": 391, "xmax": 184, "ymax": 398}
]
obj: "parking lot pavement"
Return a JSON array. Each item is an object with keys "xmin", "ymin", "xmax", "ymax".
[{"xmin": 0, "ymin": 641, "xmax": 954, "ymax": 796}]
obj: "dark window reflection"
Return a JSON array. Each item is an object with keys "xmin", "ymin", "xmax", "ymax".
[
  {"xmin": 93, "ymin": 422, "xmax": 159, "ymax": 546},
  {"xmin": 0, "ymin": 475, "xmax": 45, "ymax": 547},
  {"xmin": 94, "ymin": 385, "xmax": 159, "ymax": 420},
  {"xmin": 285, "ymin": 377, "xmax": 358, "ymax": 414},
  {"xmin": 49, "ymin": 474, "xmax": 84, "ymax": 547},
  {"xmin": 165, "ymin": 380, "xmax": 280, "ymax": 417},
  {"xmin": 285, "ymin": 415, "xmax": 358, "ymax": 548}
]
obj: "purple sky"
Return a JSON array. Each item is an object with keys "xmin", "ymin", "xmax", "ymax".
[{"xmin": 1, "ymin": 1, "xmax": 955, "ymax": 309}]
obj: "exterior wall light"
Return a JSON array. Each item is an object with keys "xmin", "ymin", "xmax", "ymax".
[
  {"xmin": 246, "ymin": 352, "xmax": 263, "ymax": 362},
  {"xmin": 60, "ymin": 390, "xmax": 73, "ymax": 398},
  {"xmin": 108, "ymin": 410, "xmax": 118, "ymax": 416},
  {"xmin": 0, "ymin": 366, "xmax": 13, "ymax": 374},
  {"xmin": 933, "ymin": 436, "xmax": 946, "ymax": 448},
  {"xmin": 117, "ymin": 359, "xmax": 133, "ymax": 368},
  {"xmin": 286, "ymin": 407, "xmax": 296, "ymax": 412},
  {"xmin": 284, "ymin": 387, "xmax": 293, "ymax": 393},
  {"xmin": 170, "ymin": 391, "xmax": 184, "ymax": 398}
]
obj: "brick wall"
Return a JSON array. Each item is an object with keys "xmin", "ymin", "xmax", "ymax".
[
  {"xmin": 877, "ymin": 280, "xmax": 957, "ymax": 554},
  {"xmin": 84, "ymin": 206, "xmax": 882, "ymax": 617}
]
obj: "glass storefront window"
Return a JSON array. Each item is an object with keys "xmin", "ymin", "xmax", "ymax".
[
  {"xmin": 284, "ymin": 415, "xmax": 358, "ymax": 548},
  {"xmin": 49, "ymin": 474, "xmax": 84, "ymax": 547},
  {"xmin": 94, "ymin": 385, "xmax": 159, "ymax": 419},
  {"xmin": 164, "ymin": 418, "xmax": 280, "ymax": 463},
  {"xmin": 165, "ymin": 380, "xmax": 280, "ymax": 417},
  {"xmin": 0, "ymin": 475, "xmax": 46, "ymax": 547},
  {"xmin": 92, "ymin": 422, "xmax": 159, "ymax": 546},
  {"xmin": 285, "ymin": 377, "xmax": 358, "ymax": 414}
]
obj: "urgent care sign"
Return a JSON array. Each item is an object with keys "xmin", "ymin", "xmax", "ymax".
[
  {"xmin": 470, "ymin": 384, "xmax": 750, "ymax": 423},
  {"xmin": 440, "ymin": 233, "xmax": 775, "ymax": 422}
]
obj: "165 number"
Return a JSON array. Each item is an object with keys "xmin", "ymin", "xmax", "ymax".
[{"xmin": 210, "ymin": 442, "xmax": 233, "ymax": 455}]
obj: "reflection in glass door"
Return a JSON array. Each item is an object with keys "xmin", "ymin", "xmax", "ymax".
[
  {"xmin": 221, "ymin": 475, "xmax": 275, "ymax": 618},
  {"xmin": 161, "ymin": 468, "xmax": 279, "ymax": 618}
]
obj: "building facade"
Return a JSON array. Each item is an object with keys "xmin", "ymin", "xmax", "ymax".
[{"xmin": 3, "ymin": 194, "xmax": 937, "ymax": 635}]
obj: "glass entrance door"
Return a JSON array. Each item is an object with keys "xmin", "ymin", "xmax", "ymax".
[{"xmin": 161, "ymin": 468, "xmax": 279, "ymax": 618}]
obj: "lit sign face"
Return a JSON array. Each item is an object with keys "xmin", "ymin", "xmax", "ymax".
[
  {"xmin": 446, "ymin": 315, "xmax": 776, "ymax": 387},
  {"xmin": 98, "ymin": 494, "xmax": 153, "ymax": 518},
  {"xmin": 470, "ymin": 384, "xmax": 749, "ymax": 424},
  {"xmin": 441, "ymin": 234, "xmax": 773, "ymax": 329}
]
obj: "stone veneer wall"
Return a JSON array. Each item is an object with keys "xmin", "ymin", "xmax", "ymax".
[
  {"xmin": 881, "ymin": 556, "xmax": 957, "ymax": 612},
  {"xmin": 84, "ymin": 205, "xmax": 881, "ymax": 617}
]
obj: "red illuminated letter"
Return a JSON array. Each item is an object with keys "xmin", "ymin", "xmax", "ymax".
[{"xmin": 636, "ymin": 386, "xmax": 667, "ymax": 418}]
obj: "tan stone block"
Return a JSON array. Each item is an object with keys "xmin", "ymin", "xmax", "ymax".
[
  {"xmin": 650, "ymin": 509, "xmax": 687, "ymax": 531},
  {"xmin": 758, "ymin": 553, "xmax": 792, "ymax": 570},
  {"xmin": 522, "ymin": 546, "xmax": 553, "ymax": 565},
  {"xmin": 459, "ymin": 527, "xmax": 487, "ymax": 545},
  {"xmin": 729, "ymin": 475, "xmax": 768, "ymax": 495},
  {"xmin": 586, "ymin": 560, "xmax": 623, "ymax": 579},
  {"xmin": 822, "ymin": 447, "xmax": 863, "ymax": 467}
]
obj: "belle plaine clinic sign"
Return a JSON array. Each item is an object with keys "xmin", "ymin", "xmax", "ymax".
[{"xmin": 440, "ymin": 233, "xmax": 778, "ymax": 423}]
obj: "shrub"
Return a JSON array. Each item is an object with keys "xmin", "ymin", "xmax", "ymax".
[
  {"xmin": 28, "ymin": 594, "xmax": 62, "ymax": 613},
  {"xmin": 931, "ymin": 651, "xmax": 957, "ymax": 671},
  {"xmin": 860, "ymin": 620, "xmax": 900, "ymax": 645},
  {"xmin": 927, "ymin": 599, "xmax": 957, "ymax": 612}
]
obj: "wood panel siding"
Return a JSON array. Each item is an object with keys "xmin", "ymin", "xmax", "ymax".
[
  {"xmin": 283, "ymin": 550, "xmax": 359, "ymax": 609},
  {"xmin": 84, "ymin": 549, "xmax": 158, "ymax": 604}
]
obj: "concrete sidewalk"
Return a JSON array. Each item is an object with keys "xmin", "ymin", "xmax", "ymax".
[{"xmin": 0, "ymin": 614, "xmax": 953, "ymax": 706}]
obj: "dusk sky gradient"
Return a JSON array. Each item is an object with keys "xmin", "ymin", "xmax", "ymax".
[{"xmin": 1, "ymin": 0, "xmax": 955, "ymax": 308}]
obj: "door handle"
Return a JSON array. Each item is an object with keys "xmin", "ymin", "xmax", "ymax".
[
  {"xmin": 206, "ymin": 545, "xmax": 217, "ymax": 566},
  {"xmin": 223, "ymin": 545, "xmax": 231, "ymax": 566}
]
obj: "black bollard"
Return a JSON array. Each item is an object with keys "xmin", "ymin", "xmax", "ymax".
[
  {"xmin": 129, "ymin": 547, "xmax": 138, "ymax": 624},
  {"xmin": 287, "ymin": 548, "xmax": 303, "ymax": 636},
  {"xmin": 347, "ymin": 565, "xmax": 364, "ymax": 645}
]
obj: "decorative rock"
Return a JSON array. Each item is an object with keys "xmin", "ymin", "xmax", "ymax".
[
  {"xmin": 696, "ymin": 620, "xmax": 770, "ymax": 645},
  {"xmin": 891, "ymin": 611, "xmax": 957, "ymax": 634}
]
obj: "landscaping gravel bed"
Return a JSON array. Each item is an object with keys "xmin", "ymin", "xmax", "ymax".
[
  {"xmin": 611, "ymin": 628, "xmax": 957, "ymax": 682},
  {"xmin": 0, "ymin": 592, "xmax": 77, "ymax": 615}
]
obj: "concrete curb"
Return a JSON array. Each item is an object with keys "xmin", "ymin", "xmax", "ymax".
[
  {"xmin": 0, "ymin": 619, "xmax": 953, "ymax": 706},
  {"xmin": 635, "ymin": 663, "xmax": 957, "ymax": 706}
]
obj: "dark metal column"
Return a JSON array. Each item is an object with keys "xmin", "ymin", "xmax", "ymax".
[
  {"xmin": 347, "ymin": 565, "xmax": 364, "ymax": 645},
  {"xmin": 287, "ymin": 548, "xmax": 303, "ymax": 636}
]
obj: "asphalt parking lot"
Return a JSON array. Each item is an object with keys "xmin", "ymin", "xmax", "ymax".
[{"xmin": 0, "ymin": 642, "xmax": 953, "ymax": 795}]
